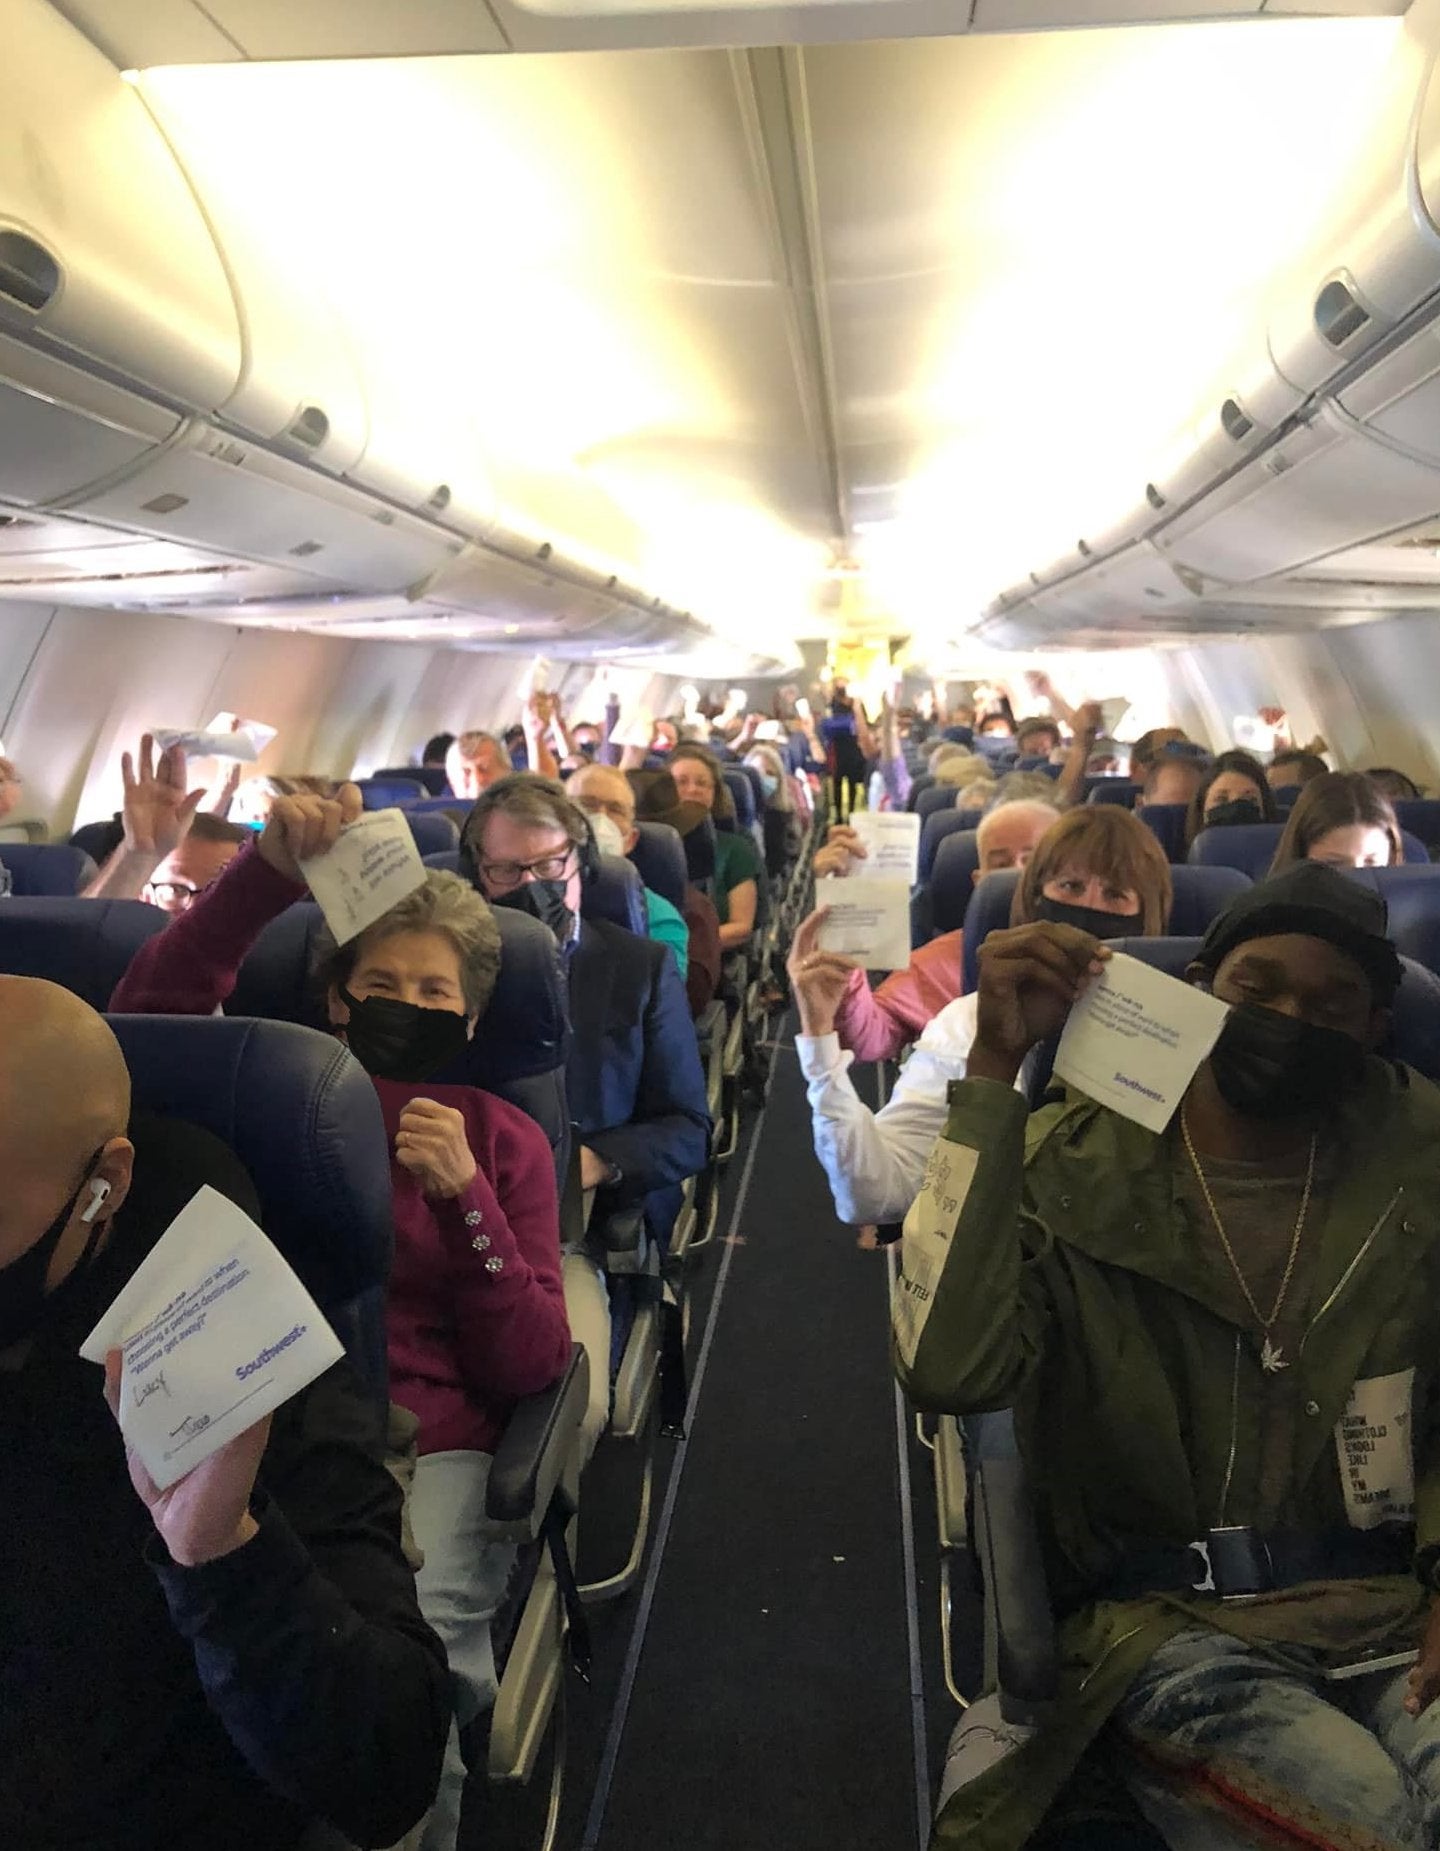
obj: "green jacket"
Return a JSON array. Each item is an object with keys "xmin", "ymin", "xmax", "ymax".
[{"xmin": 897, "ymin": 1060, "xmax": 1440, "ymax": 1851}]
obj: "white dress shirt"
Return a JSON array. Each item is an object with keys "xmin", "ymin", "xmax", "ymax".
[{"xmin": 796, "ymin": 991, "xmax": 982, "ymax": 1226}]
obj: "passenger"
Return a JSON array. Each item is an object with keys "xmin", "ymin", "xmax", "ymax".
[
  {"xmin": 793, "ymin": 806, "xmax": 1170, "ymax": 1225},
  {"xmin": 906, "ymin": 863, "xmax": 1440, "ymax": 1851},
  {"xmin": 1141, "ymin": 746, "xmax": 1207, "ymax": 811},
  {"xmin": 800, "ymin": 798, "xmax": 1060, "ymax": 1066},
  {"xmin": 1270, "ymin": 769, "xmax": 1402, "ymax": 871},
  {"xmin": 1129, "ymin": 726, "xmax": 1191, "ymax": 777},
  {"xmin": 457, "ymin": 775, "xmax": 710, "ymax": 1459},
  {"xmin": 445, "ymin": 729, "xmax": 511, "ymax": 801},
  {"xmin": 567, "ymin": 762, "xmax": 690, "ymax": 981},
  {"xmin": 976, "ymin": 711, "xmax": 1015, "ymax": 740},
  {"xmin": 1186, "ymin": 747, "xmax": 1278, "ymax": 846},
  {"xmin": 668, "ymin": 743, "xmax": 761, "ymax": 952},
  {"xmin": 933, "ymin": 749, "xmax": 990, "ymax": 789},
  {"xmin": 1367, "ymin": 765, "xmax": 1425, "ymax": 803},
  {"xmin": 819, "ymin": 688, "xmax": 873, "ymax": 821},
  {"xmin": 1266, "ymin": 746, "xmax": 1329, "ymax": 791},
  {"xmin": 630, "ymin": 769, "xmax": 724, "ymax": 1018},
  {"xmin": 423, "ymin": 732, "xmax": 456, "ymax": 772},
  {"xmin": 0, "ymin": 753, "xmax": 21, "ymax": 822},
  {"xmin": 107, "ymin": 791, "xmax": 572, "ymax": 1851},
  {"xmin": 743, "ymin": 741, "xmax": 804, "ymax": 880},
  {"xmin": 0, "ymin": 974, "xmax": 449, "ymax": 1851},
  {"xmin": 1014, "ymin": 716, "xmax": 1063, "ymax": 760},
  {"xmin": 80, "ymin": 737, "xmax": 251, "ymax": 910}
]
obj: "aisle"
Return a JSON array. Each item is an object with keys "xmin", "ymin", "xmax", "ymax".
[{"xmin": 575, "ymin": 1027, "xmax": 937, "ymax": 1851}]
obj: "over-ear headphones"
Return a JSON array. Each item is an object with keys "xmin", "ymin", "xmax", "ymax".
[
  {"xmin": 80, "ymin": 1177, "xmax": 112, "ymax": 1225},
  {"xmin": 457, "ymin": 773, "xmax": 600, "ymax": 889}
]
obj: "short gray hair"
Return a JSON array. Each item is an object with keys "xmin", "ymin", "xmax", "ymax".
[{"xmin": 312, "ymin": 869, "xmax": 503, "ymax": 1018}]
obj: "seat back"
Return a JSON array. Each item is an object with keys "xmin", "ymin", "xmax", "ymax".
[
  {"xmin": 423, "ymin": 849, "xmax": 461, "ymax": 874},
  {"xmin": 1085, "ymin": 779, "xmax": 1139, "ymax": 808},
  {"xmin": 1187, "ymin": 822, "xmax": 1282, "ymax": 877},
  {"xmin": 1136, "ymin": 801, "xmax": 1190, "ymax": 865},
  {"xmin": 583, "ymin": 854, "xmax": 648, "ymax": 936},
  {"xmin": 628, "ymin": 820, "xmax": 687, "ymax": 912},
  {"xmin": 920, "ymin": 812, "xmax": 975, "ymax": 884},
  {"xmin": 0, "ymin": 842, "xmax": 97, "ymax": 895},
  {"xmin": 405, "ymin": 795, "xmax": 471, "ymax": 818},
  {"xmin": 107, "ymin": 1015, "xmax": 394, "ymax": 1403},
  {"xmin": 229, "ymin": 902, "xmax": 573, "ymax": 1178},
  {"xmin": 905, "ymin": 773, "xmax": 936, "ymax": 811},
  {"xmin": 355, "ymin": 776, "xmax": 425, "ymax": 808},
  {"xmin": 722, "ymin": 769, "xmax": 756, "ymax": 832},
  {"xmin": 944, "ymin": 859, "xmax": 1014, "ymax": 952},
  {"xmin": 0, "ymin": 896, "xmax": 168, "ymax": 1007},
  {"xmin": 69, "ymin": 818, "xmax": 123, "ymax": 865},
  {"xmin": 371, "ymin": 765, "xmax": 448, "ymax": 796},
  {"xmin": 963, "ymin": 1409, "xmax": 1059, "ymax": 1722},
  {"xmin": 1345, "ymin": 865, "xmax": 1440, "ymax": 977},
  {"xmin": 1393, "ymin": 800, "xmax": 1440, "ymax": 852},
  {"xmin": 916, "ymin": 784, "xmax": 959, "ymax": 823},
  {"xmin": 942, "ymin": 725, "xmax": 974, "ymax": 747},
  {"xmin": 405, "ymin": 810, "xmax": 459, "ymax": 856},
  {"xmin": 683, "ymin": 815, "xmax": 717, "ymax": 889},
  {"xmin": 1273, "ymin": 783, "xmax": 1302, "ymax": 810}
]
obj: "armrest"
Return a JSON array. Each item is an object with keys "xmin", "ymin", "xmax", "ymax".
[
  {"xmin": 594, "ymin": 1203, "xmax": 647, "ymax": 1275},
  {"xmin": 964, "ymin": 1409, "xmax": 1058, "ymax": 1724},
  {"xmin": 485, "ymin": 1345, "xmax": 591, "ymax": 1536}
]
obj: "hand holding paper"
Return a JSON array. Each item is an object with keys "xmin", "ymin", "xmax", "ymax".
[
  {"xmin": 299, "ymin": 807, "xmax": 429, "ymax": 948},
  {"xmin": 814, "ymin": 880, "xmax": 912, "ymax": 974}
]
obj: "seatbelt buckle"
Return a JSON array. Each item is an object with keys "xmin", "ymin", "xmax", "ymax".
[{"xmin": 1189, "ymin": 1527, "xmax": 1275, "ymax": 1600}]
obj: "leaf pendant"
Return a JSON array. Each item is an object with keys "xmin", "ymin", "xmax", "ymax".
[{"xmin": 1260, "ymin": 1336, "xmax": 1288, "ymax": 1375}]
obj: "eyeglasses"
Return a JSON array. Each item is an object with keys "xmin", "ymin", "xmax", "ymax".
[
  {"xmin": 479, "ymin": 849, "xmax": 576, "ymax": 892},
  {"xmin": 146, "ymin": 880, "xmax": 208, "ymax": 908}
]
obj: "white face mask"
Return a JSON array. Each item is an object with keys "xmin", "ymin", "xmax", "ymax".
[{"xmin": 590, "ymin": 812, "xmax": 625, "ymax": 859}]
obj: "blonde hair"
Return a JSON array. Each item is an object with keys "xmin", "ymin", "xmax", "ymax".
[
  {"xmin": 744, "ymin": 743, "xmax": 794, "ymax": 813},
  {"xmin": 312, "ymin": 869, "xmax": 503, "ymax": 1018}
]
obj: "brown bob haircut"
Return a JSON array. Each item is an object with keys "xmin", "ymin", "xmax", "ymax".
[
  {"xmin": 1011, "ymin": 806, "xmax": 1173, "ymax": 936},
  {"xmin": 668, "ymin": 742, "xmax": 737, "ymax": 824},
  {"xmin": 1270, "ymin": 771, "xmax": 1401, "ymax": 873}
]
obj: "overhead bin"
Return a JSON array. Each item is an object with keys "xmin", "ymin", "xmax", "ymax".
[
  {"xmin": 1337, "ymin": 311, "xmax": 1440, "ymax": 467},
  {"xmin": 136, "ymin": 74, "xmax": 368, "ymax": 475},
  {"xmin": 1015, "ymin": 541, "xmax": 1205, "ymax": 629},
  {"xmin": 1144, "ymin": 343, "xmax": 1307, "ymax": 516},
  {"xmin": 1152, "ymin": 402, "xmax": 1440, "ymax": 584},
  {"xmin": 0, "ymin": 332, "xmax": 182, "ymax": 511},
  {"xmin": 0, "ymin": 0, "xmax": 240, "ymax": 412},
  {"xmin": 1268, "ymin": 38, "xmax": 1440, "ymax": 399},
  {"xmin": 55, "ymin": 422, "xmax": 464, "ymax": 593}
]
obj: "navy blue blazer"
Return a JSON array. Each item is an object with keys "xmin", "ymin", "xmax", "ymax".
[{"xmin": 566, "ymin": 916, "xmax": 710, "ymax": 1204}]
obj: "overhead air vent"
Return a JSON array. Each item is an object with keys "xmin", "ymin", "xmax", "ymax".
[
  {"xmin": 142, "ymin": 492, "xmax": 190, "ymax": 515},
  {"xmin": 1314, "ymin": 279, "xmax": 1371, "ymax": 350},
  {"xmin": 289, "ymin": 540, "xmax": 324, "ymax": 557},
  {"xmin": 427, "ymin": 484, "xmax": 452, "ymax": 514},
  {"xmin": 1145, "ymin": 482, "xmax": 1166, "ymax": 511},
  {"xmin": 0, "ymin": 230, "xmax": 60, "ymax": 314},
  {"xmin": 1077, "ymin": 539, "xmax": 1093, "ymax": 558},
  {"xmin": 1219, "ymin": 398, "xmax": 1255, "ymax": 443},
  {"xmin": 372, "ymin": 508, "xmax": 395, "ymax": 527},
  {"xmin": 285, "ymin": 406, "xmax": 330, "ymax": 452},
  {"xmin": 535, "ymin": 541, "xmax": 553, "ymax": 562}
]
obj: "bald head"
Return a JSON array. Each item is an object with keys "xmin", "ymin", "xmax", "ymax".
[
  {"xmin": 569, "ymin": 763, "xmax": 638, "ymax": 851},
  {"xmin": 0, "ymin": 978, "xmax": 134, "ymax": 1315},
  {"xmin": 975, "ymin": 800, "xmax": 1060, "ymax": 879}
]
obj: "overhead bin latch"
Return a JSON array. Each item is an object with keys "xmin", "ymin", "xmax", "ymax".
[{"xmin": 0, "ymin": 228, "xmax": 61, "ymax": 316}]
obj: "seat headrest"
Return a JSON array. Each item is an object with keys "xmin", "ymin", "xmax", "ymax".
[
  {"xmin": 356, "ymin": 777, "xmax": 425, "ymax": 808},
  {"xmin": 1085, "ymin": 779, "xmax": 1140, "ymax": 808},
  {"xmin": 920, "ymin": 814, "xmax": 974, "ymax": 884},
  {"xmin": 628, "ymin": 821, "xmax": 687, "ymax": 912},
  {"xmin": 722, "ymin": 769, "xmax": 756, "ymax": 828},
  {"xmin": 1342, "ymin": 866, "xmax": 1440, "ymax": 977},
  {"xmin": 958, "ymin": 871, "xmax": 1020, "ymax": 988},
  {"xmin": 1187, "ymin": 822, "xmax": 1283, "ymax": 878},
  {"xmin": 1136, "ymin": 801, "xmax": 1190, "ymax": 865},
  {"xmin": 0, "ymin": 896, "xmax": 167, "ymax": 1008},
  {"xmin": 905, "ymin": 773, "xmax": 936, "ymax": 811},
  {"xmin": 107, "ymin": 1014, "xmax": 393, "ymax": 1396},
  {"xmin": 916, "ymin": 785, "xmax": 959, "ymax": 822},
  {"xmin": 683, "ymin": 815, "xmax": 717, "ymax": 887},
  {"xmin": 405, "ymin": 810, "xmax": 459, "ymax": 856},
  {"xmin": 1392, "ymin": 800, "xmax": 1440, "ymax": 850},
  {"xmin": 0, "ymin": 843, "xmax": 98, "ymax": 896},
  {"xmin": 583, "ymin": 854, "xmax": 647, "ymax": 936},
  {"xmin": 423, "ymin": 849, "xmax": 461, "ymax": 874},
  {"xmin": 1167, "ymin": 865, "xmax": 1252, "ymax": 936},
  {"xmin": 371, "ymin": 765, "xmax": 448, "ymax": 797},
  {"xmin": 230, "ymin": 901, "xmax": 570, "ymax": 1083}
]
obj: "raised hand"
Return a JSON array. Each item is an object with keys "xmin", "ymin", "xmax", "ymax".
[
  {"xmin": 814, "ymin": 823, "xmax": 867, "ymax": 881},
  {"xmin": 0, "ymin": 756, "xmax": 21, "ymax": 822},
  {"xmin": 257, "ymin": 783, "xmax": 363, "ymax": 884},
  {"xmin": 394, "ymin": 1098, "xmax": 478, "ymax": 1199},
  {"xmin": 970, "ymin": 922, "xmax": 1110, "ymax": 1085},
  {"xmin": 121, "ymin": 735, "xmax": 207, "ymax": 857},
  {"xmin": 104, "ymin": 1349, "xmax": 266, "ymax": 1567},
  {"xmin": 786, "ymin": 907, "xmax": 861, "ymax": 1038}
]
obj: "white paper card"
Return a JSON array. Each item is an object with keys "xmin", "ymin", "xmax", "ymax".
[
  {"xmin": 817, "ymin": 878, "xmax": 912, "ymax": 972},
  {"xmin": 894, "ymin": 1135, "xmax": 981, "ymax": 1369},
  {"xmin": 1335, "ymin": 1369, "xmax": 1416, "ymax": 1531},
  {"xmin": 302, "ymin": 807, "xmax": 427, "ymax": 947},
  {"xmin": 208, "ymin": 712, "xmax": 279, "ymax": 756},
  {"xmin": 151, "ymin": 728, "xmax": 260, "ymax": 763},
  {"xmin": 849, "ymin": 810, "xmax": 921, "ymax": 884},
  {"xmin": 614, "ymin": 709, "xmax": 656, "ymax": 752},
  {"xmin": 1052, "ymin": 952, "xmax": 1229, "ymax": 1133},
  {"xmin": 1099, "ymin": 697, "xmax": 1131, "ymax": 735},
  {"xmin": 80, "ymin": 1186, "xmax": 343, "ymax": 1491}
]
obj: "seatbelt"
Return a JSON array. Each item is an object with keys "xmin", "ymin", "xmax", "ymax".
[{"xmin": 540, "ymin": 1484, "xmax": 592, "ymax": 1683}]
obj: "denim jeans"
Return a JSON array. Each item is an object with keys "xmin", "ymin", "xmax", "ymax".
[
  {"xmin": 410, "ymin": 1450, "xmax": 516, "ymax": 1851},
  {"xmin": 1114, "ymin": 1626, "xmax": 1440, "ymax": 1849}
]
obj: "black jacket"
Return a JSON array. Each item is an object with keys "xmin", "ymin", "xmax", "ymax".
[{"xmin": 0, "ymin": 1114, "xmax": 449, "ymax": 1851}]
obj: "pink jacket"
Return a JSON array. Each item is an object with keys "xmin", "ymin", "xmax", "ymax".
[{"xmin": 831, "ymin": 929, "xmax": 964, "ymax": 1062}]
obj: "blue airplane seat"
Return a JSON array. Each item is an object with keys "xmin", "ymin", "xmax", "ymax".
[
  {"xmin": 371, "ymin": 764, "xmax": 448, "ymax": 797},
  {"xmin": 629, "ymin": 820, "xmax": 687, "ymax": 912},
  {"xmin": 920, "ymin": 813, "xmax": 975, "ymax": 884},
  {"xmin": 1136, "ymin": 802, "xmax": 1190, "ymax": 864},
  {"xmin": 1187, "ymin": 823, "xmax": 1284, "ymax": 879},
  {"xmin": 423, "ymin": 849, "xmax": 460, "ymax": 873},
  {"xmin": 229, "ymin": 902, "xmax": 572, "ymax": 1184},
  {"xmin": 721, "ymin": 768, "xmax": 756, "ymax": 833},
  {"xmin": 355, "ymin": 777, "xmax": 426, "ymax": 808},
  {"xmin": 944, "ymin": 863, "xmax": 1016, "ymax": 958},
  {"xmin": 1393, "ymin": 800, "xmax": 1440, "ymax": 852},
  {"xmin": 917, "ymin": 784, "xmax": 959, "ymax": 823},
  {"xmin": 405, "ymin": 795, "xmax": 471, "ymax": 818},
  {"xmin": 0, "ymin": 842, "xmax": 98, "ymax": 895},
  {"xmin": 107, "ymin": 1014, "xmax": 394, "ymax": 1405},
  {"xmin": 906, "ymin": 773, "xmax": 936, "ymax": 811},
  {"xmin": 1273, "ymin": 783, "xmax": 1302, "ymax": 809},
  {"xmin": 405, "ymin": 810, "xmax": 460, "ymax": 857},
  {"xmin": 583, "ymin": 854, "xmax": 648, "ymax": 937},
  {"xmin": 0, "ymin": 896, "xmax": 168, "ymax": 1009},
  {"xmin": 1086, "ymin": 779, "xmax": 1140, "ymax": 808},
  {"xmin": 1344, "ymin": 864, "xmax": 1440, "ymax": 978},
  {"xmin": 69, "ymin": 818, "xmax": 123, "ymax": 865},
  {"xmin": 683, "ymin": 815, "xmax": 717, "ymax": 890},
  {"xmin": 942, "ymin": 726, "xmax": 974, "ymax": 747}
]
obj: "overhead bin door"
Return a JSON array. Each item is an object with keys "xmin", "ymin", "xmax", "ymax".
[
  {"xmin": 1152, "ymin": 403, "xmax": 1440, "ymax": 584},
  {"xmin": 0, "ymin": 0, "xmax": 240, "ymax": 413}
]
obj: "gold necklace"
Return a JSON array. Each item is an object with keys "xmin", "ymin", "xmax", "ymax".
[{"xmin": 1179, "ymin": 1108, "xmax": 1317, "ymax": 1375}]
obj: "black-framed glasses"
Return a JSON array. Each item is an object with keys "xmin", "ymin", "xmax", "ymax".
[{"xmin": 480, "ymin": 848, "xmax": 577, "ymax": 892}]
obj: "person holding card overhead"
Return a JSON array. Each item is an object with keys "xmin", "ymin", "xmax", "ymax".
[
  {"xmin": 904, "ymin": 863, "xmax": 1440, "ymax": 1851},
  {"xmin": 0, "ymin": 975, "xmax": 450, "ymax": 1851},
  {"xmin": 109, "ymin": 785, "xmax": 572, "ymax": 1851}
]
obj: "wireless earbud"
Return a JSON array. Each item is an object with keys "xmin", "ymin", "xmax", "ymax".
[{"xmin": 80, "ymin": 1177, "xmax": 112, "ymax": 1225}]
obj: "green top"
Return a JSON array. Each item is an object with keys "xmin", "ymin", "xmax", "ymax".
[
  {"xmin": 643, "ymin": 886, "xmax": 688, "ymax": 980},
  {"xmin": 898, "ymin": 1063, "xmax": 1440, "ymax": 1850},
  {"xmin": 712, "ymin": 829, "xmax": 760, "ymax": 925}
]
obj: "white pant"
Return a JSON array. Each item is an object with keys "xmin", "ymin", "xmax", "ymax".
[{"xmin": 410, "ymin": 1450, "xmax": 516, "ymax": 1851}]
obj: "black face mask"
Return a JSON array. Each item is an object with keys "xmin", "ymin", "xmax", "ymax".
[
  {"xmin": 339, "ymin": 987, "xmax": 471, "ymax": 1083},
  {"xmin": 490, "ymin": 879, "xmax": 576, "ymax": 947},
  {"xmin": 1204, "ymin": 797, "xmax": 1264, "ymax": 829},
  {"xmin": 0, "ymin": 1154, "xmax": 106, "ymax": 1351},
  {"xmin": 1033, "ymin": 896, "xmax": 1141, "ymax": 942},
  {"xmin": 1208, "ymin": 1002, "xmax": 1367, "ymax": 1120}
]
